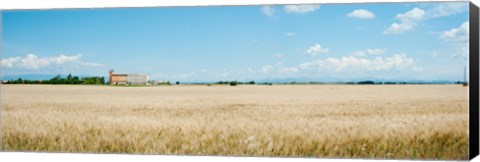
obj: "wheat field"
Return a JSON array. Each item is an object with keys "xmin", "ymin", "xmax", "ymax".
[{"xmin": 0, "ymin": 84, "xmax": 469, "ymax": 159}]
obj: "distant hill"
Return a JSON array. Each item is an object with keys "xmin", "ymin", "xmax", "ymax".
[{"xmin": 256, "ymin": 77, "xmax": 458, "ymax": 84}]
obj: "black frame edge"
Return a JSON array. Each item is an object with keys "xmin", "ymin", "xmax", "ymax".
[{"xmin": 470, "ymin": 1, "xmax": 480, "ymax": 160}]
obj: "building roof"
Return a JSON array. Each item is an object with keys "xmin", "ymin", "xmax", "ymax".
[{"xmin": 111, "ymin": 74, "xmax": 128, "ymax": 76}]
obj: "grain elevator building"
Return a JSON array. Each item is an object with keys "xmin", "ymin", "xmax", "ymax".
[{"xmin": 109, "ymin": 70, "xmax": 149, "ymax": 85}]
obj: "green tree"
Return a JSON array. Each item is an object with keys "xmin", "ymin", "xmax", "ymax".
[
  {"xmin": 357, "ymin": 80, "xmax": 375, "ymax": 84},
  {"xmin": 66, "ymin": 73, "xmax": 73, "ymax": 84},
  {"xmin": 72, "ymin": 76, "xmax": 81, "ymax": 84},
  {"xmin": 50, "ymin": 75, "xmax": 62, "ymax": 84}
]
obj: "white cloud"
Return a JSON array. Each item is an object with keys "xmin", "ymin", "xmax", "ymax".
[
  {"xmin": 0, "ymin": 53, "xmax": 102, "ymax": 70},
  {"xmin": 441, "ymin": 21, "xmax": 469, "ymax": 43},
  {"xmin": 275, "ymin": 61, "xmax": 284, "ymax": 67},
  {"xmin": 383, "ymin": 22, "xmax": 415, "ymax": 35},
  {"xmin": 396, "ymin": 7, "xmax": 425, "ymax": 22},
  {"xmin": 284, "ymin": 4, "xmax": 320, "ymax": 14},
  {"xmin": 51, "ymin": 54, "xmax": 81, "ymax": 64},
  {"xmin": 261, "ymin": 65, "xmax": 274, "ymax": 74},
  {"xmin": 299, "ymin": 54, "xmax": 414, "ymax": 71},
  {"xmin": 412, "ymin": 67, "xmax": 424, "ymax": 72},
  {"xmin": 347, "ymin": 9, "xmax": 375, "ymax": 19},
  {"xmin": 261, "ymin": 6, "xmax": 275, "ymax": 17},
  {"xmin": 178, "ymin": 72, "xmax": 197, "ymax": 79},
  {"xmin": 241, "ymin": 68, "xmax": 256, "ymax": 75},
  {"xmin": 279, "ymin": 67, "xmax": 298, "ymax": 73},
  {"xmin": 305, "ymin": 44, "xmax": 330, "ymax": 56},
  {"xmin": 238, "ymin": 68, "xmax": 256, "ymax": 75},
  {"xmin": 78, "ymin": 62, "xmax": 103, "ymax": 67},
  {"xmin": 272, "ymin": 53, "xmax": 284, "ymax": 58},
  {"xmin": 426, "ymin": 2, "xmax": 468, "ymax": 19},
  {"xmin": 440, "ymin": 21, "xmax": 469, "ymax": 60},
  {"xmin": 453, "ymin": 45, "xmax": 469, "ymax": 60},
  {"xmin": 285, "ymin": 32, "xmax": 296, "ymax": 36},
  {"xmin": 384, "ymin": 8, "xmax": 425, "ymax": 34},
  {"xmin": 350, "ymin": 48, "xmax": 387, "ymax": 57},
  {"xmin": 220, "ymin": 68, "xmax": 230, "ymax": 77},
  {"xmin": 1, "ymin": 57, "xmax": 21, "ymax": 68},
  {"xmin": 384, "ymin": 3, "xmax": 467, "ymax": 35}
]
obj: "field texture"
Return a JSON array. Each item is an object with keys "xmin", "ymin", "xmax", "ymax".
[{"xmin": 1, "ymin": 84, "xmax": 469, "ymax": 159}]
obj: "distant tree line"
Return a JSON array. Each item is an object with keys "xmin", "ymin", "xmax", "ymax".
[
  {"xmin": 249, "ymin": 80, "xmax": 460, "ymax": 85},
  {"xmin": 153, "ymin": 80, "xmax": 463, "ymax": 86},
  {"xmin": 4, "ymin": 74, "xmax": 105, "ymax": 85},
  {"xmin": 215, "ymin": 81, "xmax": 256, "ymax": 86},
  {"xmin": 170, "ymin": 81, "xmax": 259, "ymax": 86},
  {"xmin": 345, "ymin": 81, "xmax": 423, "ymax": 85},
  {"xmin": 348, "ymin": 80, "xmax": 462, "ymax": 85}
]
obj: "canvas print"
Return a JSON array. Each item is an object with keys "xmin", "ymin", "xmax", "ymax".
[{"xmin": 0, "ymin": 1, "xmax": 471, "ymax": 160}]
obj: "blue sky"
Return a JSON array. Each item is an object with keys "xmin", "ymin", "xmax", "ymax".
[{"xmin": 1, "ymin": 2, "xmax": 470, "ymax": 82}]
